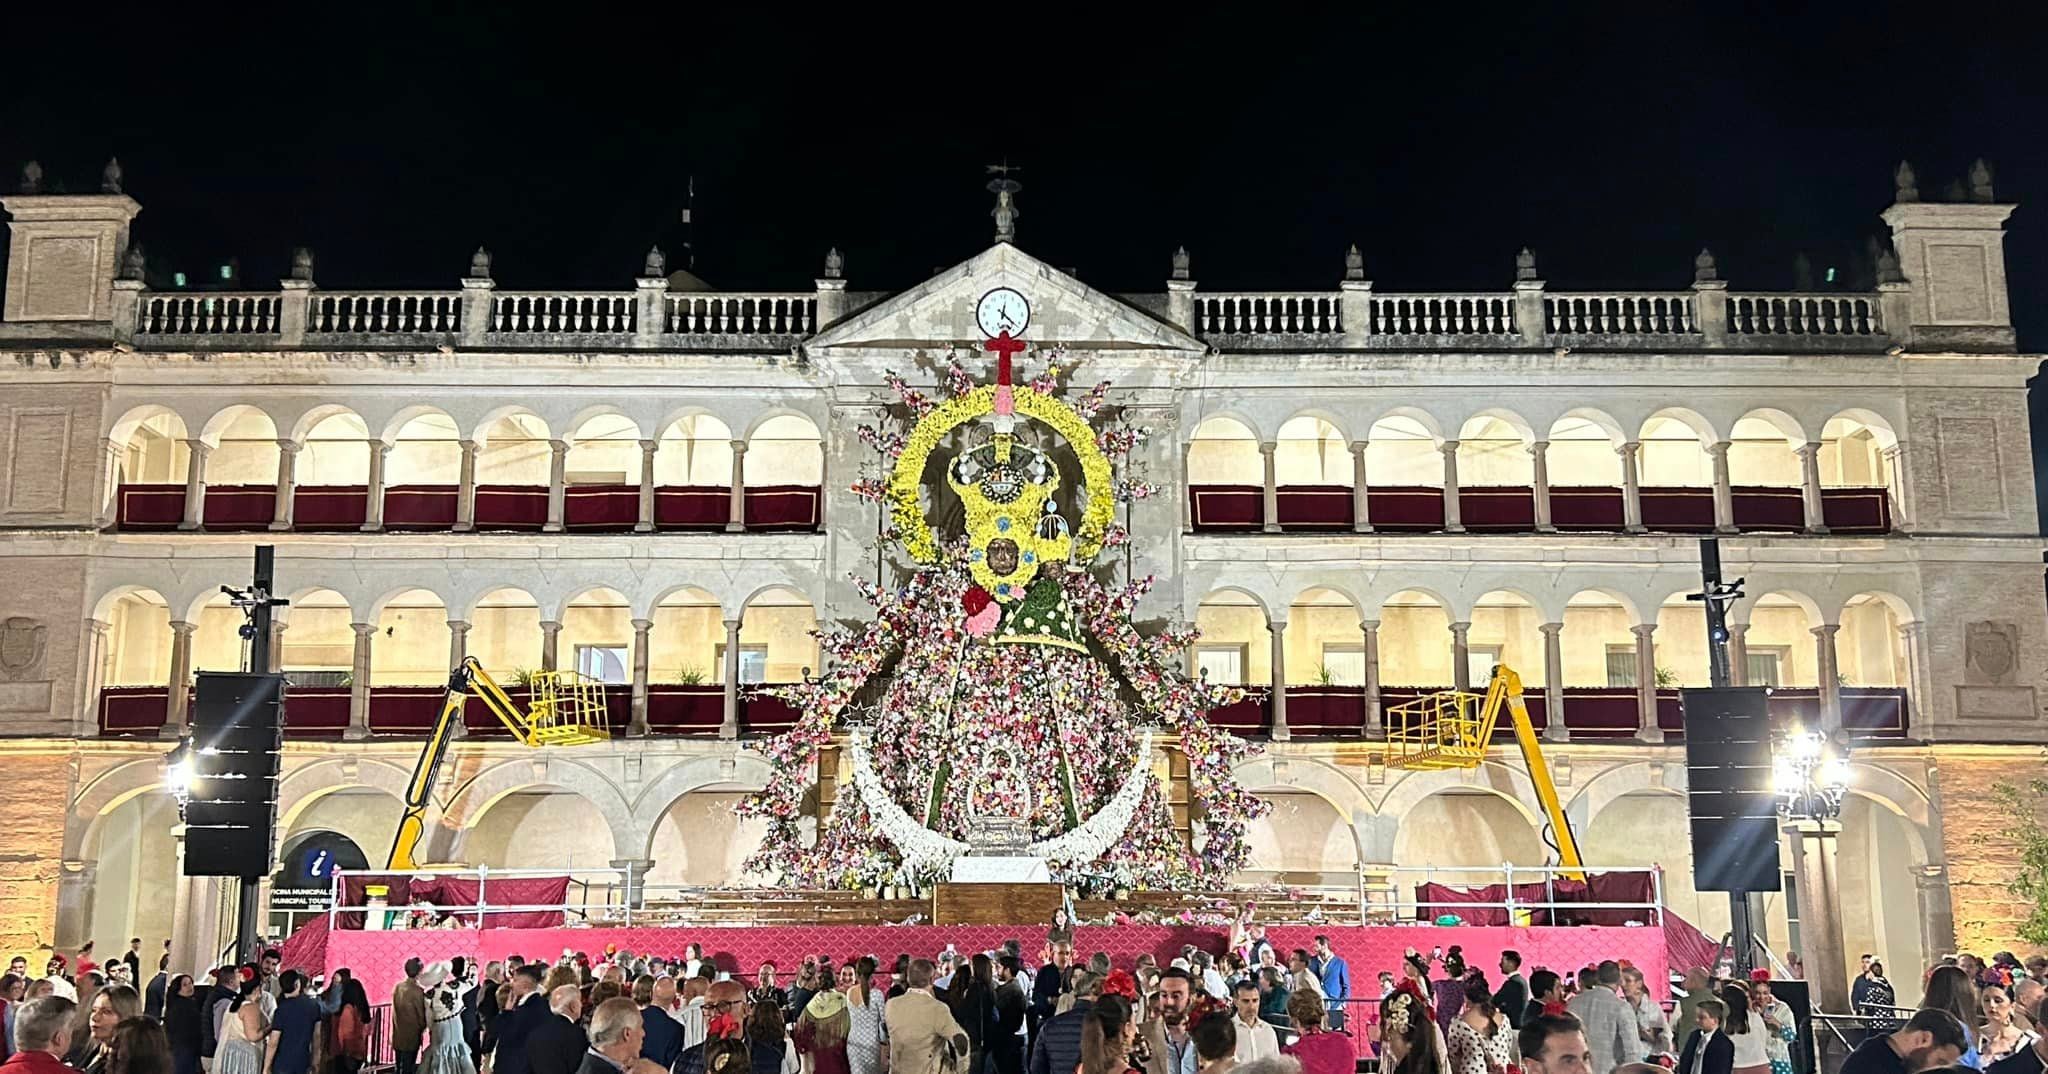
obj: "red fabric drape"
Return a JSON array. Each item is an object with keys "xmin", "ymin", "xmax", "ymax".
[
  {"xmin": 328, "ymin": 874, "xmax": 572, "ymax": 930},
  {"xmin": 1414, "ymin": 870, "xmax": 1657, "ymax": 928}
]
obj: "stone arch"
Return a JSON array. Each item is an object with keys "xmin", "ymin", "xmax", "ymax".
[
  {"xmin": 466, "ymin": 405, "xmax": 552, "ymax": 445},
  {"xmin": 1193, "ymin": 587, "xmax": 1274, "ymax": 686},
  {"xmin": 106, "ymin": 403, "xmax": 189, "ymax": 445},
  {"xmin": 1548, "ymin": 408, "xmax": 1627, "ymax": 487},
  {"xmin": 1382, "ymin": 773, "xmax": 1551, "ymax": 869},
  {"xmin": 428, "ymin": 759, "xmax": 637, "ymax": 862},
  {"xmin": 1736, "ymin": 406, "xmax": 1812, "ymax": 447},
  {"xmin": 1188, "ymin": 415, "xmax": 1263, "ymax": 487},
  {"xmin": 1731, "ymin": 588, "xmax": 1823, "ymax": 628},
  {"xmin": 1457, "ymin": 410, "xmax": 1536, "ymax": 487},
  {"xmin": 276, "ymin": 757, "xmax": 420, "ymax": 835},
  {"xmin": 198, "ymin": 403, "xmax": 280, "ymax": 447},
  {"xmin": 744, "ymin": 413, "xmax": 823, "ymax": 487},
  {"xmin": 653, "ymin": 413, "xmax": 737, "ymax": 487},
  {"xmin": 1369, "ymin": 405, "xmax": 1447, "ymax": 445},
  {"xmin": 1461, "ymin": 407, "xmax": 1537, "ymax": 445},
  {"xmin": 631, "ymin": 754, "xmax": 776, "ymax": 852},
  {"xmin": 287, "ymin": 403, "xmax": 367, "ymax": 445},
  {"xmin": 1278, "ymin": 407, "xmax": 1353, "ymax": 444},
  {"xmin": 65, "ymin": 756, "xmax": 175, "ymax": 860},
  {"xmin": 1274, "ymin": 414, "xmax": 1353, "ymax": 486},
  {"xmin": 1189, "ymin": 410, "xmax": 1265, "ymax": 445},
  {"xmin": 107, "ymin": 405, "xmax": 190, "ymax": 488},
  {"xmin": 1551, "ymin": 407, "xmax": 1628, "ymax": 446}
]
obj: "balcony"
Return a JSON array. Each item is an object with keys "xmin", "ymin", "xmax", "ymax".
[
  {"xmin": 111, "ymin": 483, "xmax": 821, "ymax": 534},
  {"xmin": 1187, "ymin": 484, "xmax": 1891, "ymax": 535}
]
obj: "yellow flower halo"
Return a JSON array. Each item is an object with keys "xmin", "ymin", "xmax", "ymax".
[{"xmin": 887, "ymin": 384, "xmax": 1115, "ymax": 568}]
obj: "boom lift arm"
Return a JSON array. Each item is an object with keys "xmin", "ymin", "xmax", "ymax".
[
  {"xmin": 1381, "ymin": 664, "xmax": 1584, "ymax": 879},
  {"xmin": 386, "ymin": 657, "xmax": 609, "ymax": 870}
]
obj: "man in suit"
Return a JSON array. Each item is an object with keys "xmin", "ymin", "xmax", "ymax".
[
  {"xmin": 1028, "ymin": 944, "xmax": 1073, "ymax": 1046},
  {"xmin": 1566, "ymin": 962, "xmax": 1639, "ymax": 1074},
  {"xmin": 1494, "ymin": 951, "xmax": 1530, "ymax": 1029},
  {"xmin": 528, "ymin": 985, "xmax": 590, "ymax": 1074},
  {"xmin": 887, "ymin": 959, "xmax": 969, "ymax": 1074},
  {"xmin": 391, "ymin": 958, "xmax": 431, "ymax": 1074},
  {"xmin": 1138, "ymin": 969, "xmax": 1197, "ymax": 1074},
  {"xmin": 1517, "ymin": 1012, "xmax": 1593, "ymax": 1074},
  {"xmin": 491, "ymin": 965, "xmax": 549, "ymax": 1074},
  {"xmin": 1676, "ymin": 1000, "xmax": 1734, "ymax": 1074},
  {"xmin": 634, "ymin": 976, "xmax": 683, "ymax": 1069},
  {"xmin": 581, "ymin": 997, "xmax": 668, "ymax": 1074},
  {"xmin": 992, "ymin": 957, "xmax": 1030, "ymax": 1074}
]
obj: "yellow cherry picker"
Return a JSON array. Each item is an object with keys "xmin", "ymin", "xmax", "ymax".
[
  {"xmin": 385, "ymin": 657, "xmax": 611, "ymax": 870},
  {"xmin": 1381, "ymin": 664, "xmax": 1585, "ymax": 878}
]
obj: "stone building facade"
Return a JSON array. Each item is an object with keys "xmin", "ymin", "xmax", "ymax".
[{"xmin": 0, "ymin": 163, "xmax": 2040, "ymax": 1004}]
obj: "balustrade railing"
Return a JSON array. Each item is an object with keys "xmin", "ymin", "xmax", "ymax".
[
  {"xmin": 490, "ymin": 291, "xmax": 636, "ymax": 333},
  {"xmin": 1546, "ymin": 292, "xmax": 1697, "ymax": 334},
  {"xmin": 139, "ymin": 293, "xmax": 280, "ymax": 335},
  {"xmin": 1370, "ymin": 293, "xmax": 1518, "ymax": 335},
  {"xmin": 1195, "ymin": 293, "xmax": 1342, "ymax": 335},
  {"xmin": 667, "ymin": 293, "xmax": 815, "ymax": 334},
  {"xmin": 312, "ymin": 292, "xmax": 461, "ymax": 334},
  {"xmin": 1727, "ymin": 293, "xmax": 1882, "ymax": 336}
]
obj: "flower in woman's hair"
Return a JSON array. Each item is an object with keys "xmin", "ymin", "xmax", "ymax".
[
  {"xmin": 1102, "ymin": 970, "xmax": 1138, "ymax": 1000},
  {"xmin": 1386, "ymin": 992, "xmax": 1414, "ymax": 1034}
]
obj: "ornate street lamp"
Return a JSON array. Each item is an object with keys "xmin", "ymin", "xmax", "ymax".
[{"xmin": 1775, "ymin": 729, "xmax": 1849, "ymax": 821}]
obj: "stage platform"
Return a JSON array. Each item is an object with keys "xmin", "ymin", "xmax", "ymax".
[{"xmin": 324, "ymin": 921, "xmax": 1666, "ymax": 1007}]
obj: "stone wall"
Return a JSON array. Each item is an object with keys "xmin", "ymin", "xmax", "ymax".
[
  {"xmin": 0, "ymin": 746, "xmax": 76, "ymax": 955},
  {"xmin": 1931, "ymin": 745, "xmax": 2048, "ymax": 954}
]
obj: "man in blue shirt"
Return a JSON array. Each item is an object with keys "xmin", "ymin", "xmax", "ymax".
[
  {"xmin": 267, "ymin": 971, "xmax": 323, "ymax": 1074},
  {"xmin": 1311, "ymin": 936, "xmax": 1351, "ymax": 1031}
]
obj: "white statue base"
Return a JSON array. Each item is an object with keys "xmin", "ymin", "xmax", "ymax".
[{"xmin": 950, "ymin": 855, "xmax": 1051, "ymax": 882}]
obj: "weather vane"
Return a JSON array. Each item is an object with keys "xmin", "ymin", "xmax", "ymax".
[{"xmin": 986, "ymin": 162, "xmax": 1022, "ymax": 244}]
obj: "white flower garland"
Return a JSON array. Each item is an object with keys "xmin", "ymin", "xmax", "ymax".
[{"xmin": 848, "ymin": 730, "xmax": 1155, "ymax": 871}]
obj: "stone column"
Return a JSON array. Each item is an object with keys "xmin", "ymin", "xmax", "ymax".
[
  {"xmin": 96, "ymin": 437, "xmax": 123, "ymax": 529},
  {"xmin": 179, "ymin": 439, "xmax": 210, "ymax": 531},
  {"xmin": 1350, "ymin": 441, "xmax": 1372, "ymax": 533},
  {"xmin": 629, "ymin": 618, "xmax": 653, "ymax": 737},
  {"xmin": 267, "ymin": 620, "xmax": 286, "ymax": 674},
  {"xmin": 1259, "ymin": 442, "xmax": 1281, "ymax": 533},
  {"xmin": 1268, "ymin": 619, "xmax": 1290, "ymax": 742},
  {"xmin": 360, "ymin": 440, "xmax": 391, "ymax": 532},
  {"xmin": 1708, "ymin": 441, "xmax": 1737, "ymax": 533},
  {"xmin": 1361, "ymin": 620, "xmax": 1382, "ymax": 738},
  {"xmin": 1797, "ymin": 443, "xmax": 1829, "ymax": 533},
  {"xmin": 1727, "ymin": 623, "xmax": 1750, "ymax": 686},
  {"xmin": 1619, "ymin": 441, "xmax": 1646, "ymax": 533},
  {"xmin": 1882, "ymin": 442, "xmax": 1914, "ymax": 533},
  {"xmin": 168, "ymin": 826, "xmax": 197, "ymax": 977},
  {"xmin": 1789, "ymin": 822, "xmax": 1850, "ymax": 1017},
  {"xmin": 720, "ymin": 618, "xmax": 742, "ymax": 739},
  {"xmin": 545, "ymin": 439, "xmax": 569, "ymax": 533},
  {"xmin": 454, "ymin": 439, "xmax": 479, "ymax": 532},
  {"xmin": 445, "ymin": 620, "xmax": 470, "ymax": 739},
  {"xmin": 269, "ymin": 440, "xmax": 299, "ymax": 531},
  {"xmin": 347, "ymin": 622, "xmax": 374, "ymax": 740},
  {"xmin": 54, "ymin": 860, "xmax": 98, "ymax": 952},
  {"xmin": 161, "ymin": 620, "xmax": 196, "ymax": 738},
  {"xmin": 1914, "ymin": 864, "xmax": 1958, "ymax": 972},
  {"xmin": 1530, "ymin": 440, "xmax": 1555, "ymax": 532},
  {"xmin": 726, "ymin": 440, "xmax": 749, "ymax": 533},
  {"xmin": 1632, "ymin": 624, "xmax": 1663, "ymax": 742},
  {"xmin": 636, "ymin": 439, "xmax": 658, "ymax": 533},
  {"xmin": 1539, "ymin": 622, "xmax": 1568, "ymax": 742},
  {"xmin": 1449, "ymin": 621, "xmax": 1472, "ymax": 692},
  {"xmin": 539, "ymin": 620, "xmax": 562, "ymax": 673},
  {"xmin": 608, "ymin": 858, "xmax": 655, "ymax": 908},
  {"xmin": 1440, "ymin": 441, "xmax": 1464, "ymax": 532},
  {"xmin": 1900, "ymin": 621, "xmax": 1931, "ymax": 727},
  {"xmin": 82, "ymin": 619, "xmax": 111, "ymax": 735},
  {"xmin": 1180, "ymin": 441, "xmax": 1195, "ymax": 532},
  {"xmin": 1813, "ymin": 623, "xmax": 1843, "ymax": 734}
]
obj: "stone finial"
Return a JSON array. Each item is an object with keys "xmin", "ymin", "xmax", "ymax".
[
  {"xmin": 987, "ymin": 167, "xmax": 1022, "ymax": 244},
  {"xmin": 1344, "ymin": 244, "xmax": 1365, "ymax": 281},
  {"xmin": 1894, "ymin": 161, "xmax": 1919, "ymax": 203},
  {"xmin": 823, "ymin": 247, "xmax": 844, "ymax": 279},
  {"xmin": 1693, "ymin": 247, "xmax": 1718, "ymax": 283},
  {"xmin": 1876, "ymin": 246, "xmax": 1904, "ymax": 284},
  {"xmin": 1943, "ymin": 177, "xmax": 1967, "ymax": 203},
  {"xmin": 1514, "ymin": 247, "xmax": 1538, "ymax": 281},
  {"xmin": 644, "ymin": 245, "xmax": 666, "ymax": 277},
  {"xmin": 289, "ymin": 247, "xmax": 315, "ymax": 282},
  {"xmin": 469, "ymin": 246, "xmax": 492, "ymax": 279},
  {"xmin": 1171, "ymin": 246, "xmax": 1190, "ymax": 281},
  {"xmin": 1969, "ymin": 158, "xmax": 1995, "ymax": 202},
  {"xmin": 119, "ymin": 242, "xmax": 146, "ymax": 281},
  {"xmin": 18, "ymin": 160, "xmax": 42, "ymax": 194},
  {"xmin": 100, "ymin": 158, "xmax": 123, "ymax": 195}
]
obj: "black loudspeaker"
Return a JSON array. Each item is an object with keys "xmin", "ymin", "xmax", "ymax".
[
  {"xmin": 184, "ymin": 673, "xmax": 284, "ymax": 878},
  {"xmin": 1681, "ymin": 686, "xmax": 1782, "ymax": 893},
  {"xmin": 1766, "ymin": 980, "xmax": 1815, "ymax": 1074}
]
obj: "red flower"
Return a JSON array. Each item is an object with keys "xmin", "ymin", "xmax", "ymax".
[
  {"xmin": 963, "ymin": 586, "xmax": 992, "ymax": 616},
  {"xmin": 1102, "ymin": 970, "xmax": 1138, "ymax": 1000}
]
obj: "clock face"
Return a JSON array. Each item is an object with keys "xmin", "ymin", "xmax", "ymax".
[{"xmin": 976, "ymin": 287, "xmax": 1030, "ymax": 338}]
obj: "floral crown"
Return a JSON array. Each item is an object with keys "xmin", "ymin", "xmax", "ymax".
[{"xmin": 1385, "ymin": 978, "xmax": 1435, "ymax": 1035}]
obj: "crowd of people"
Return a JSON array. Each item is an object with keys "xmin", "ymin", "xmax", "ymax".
[{"xmin": 10, "ymin": 936, "xmax": 2048, "ymax": 1074}]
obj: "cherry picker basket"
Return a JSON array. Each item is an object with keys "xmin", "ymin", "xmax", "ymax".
[
  {"xmin": 524, "ymin": 669, "xmax": 612, "ymax": 745},
  {"xmin": 1382, "ymin": 687, "xmax": 1500, "ymax": 769}
]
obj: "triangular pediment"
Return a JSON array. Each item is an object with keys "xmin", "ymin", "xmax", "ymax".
[{"xmin": 804, "ymin": 243, "xmax": 1205, "ymax": 354}]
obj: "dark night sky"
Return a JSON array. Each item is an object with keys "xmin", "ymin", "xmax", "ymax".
[{"xmin": 4, "ymin": 4, "xmax": 2044, "ymax": 517}]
